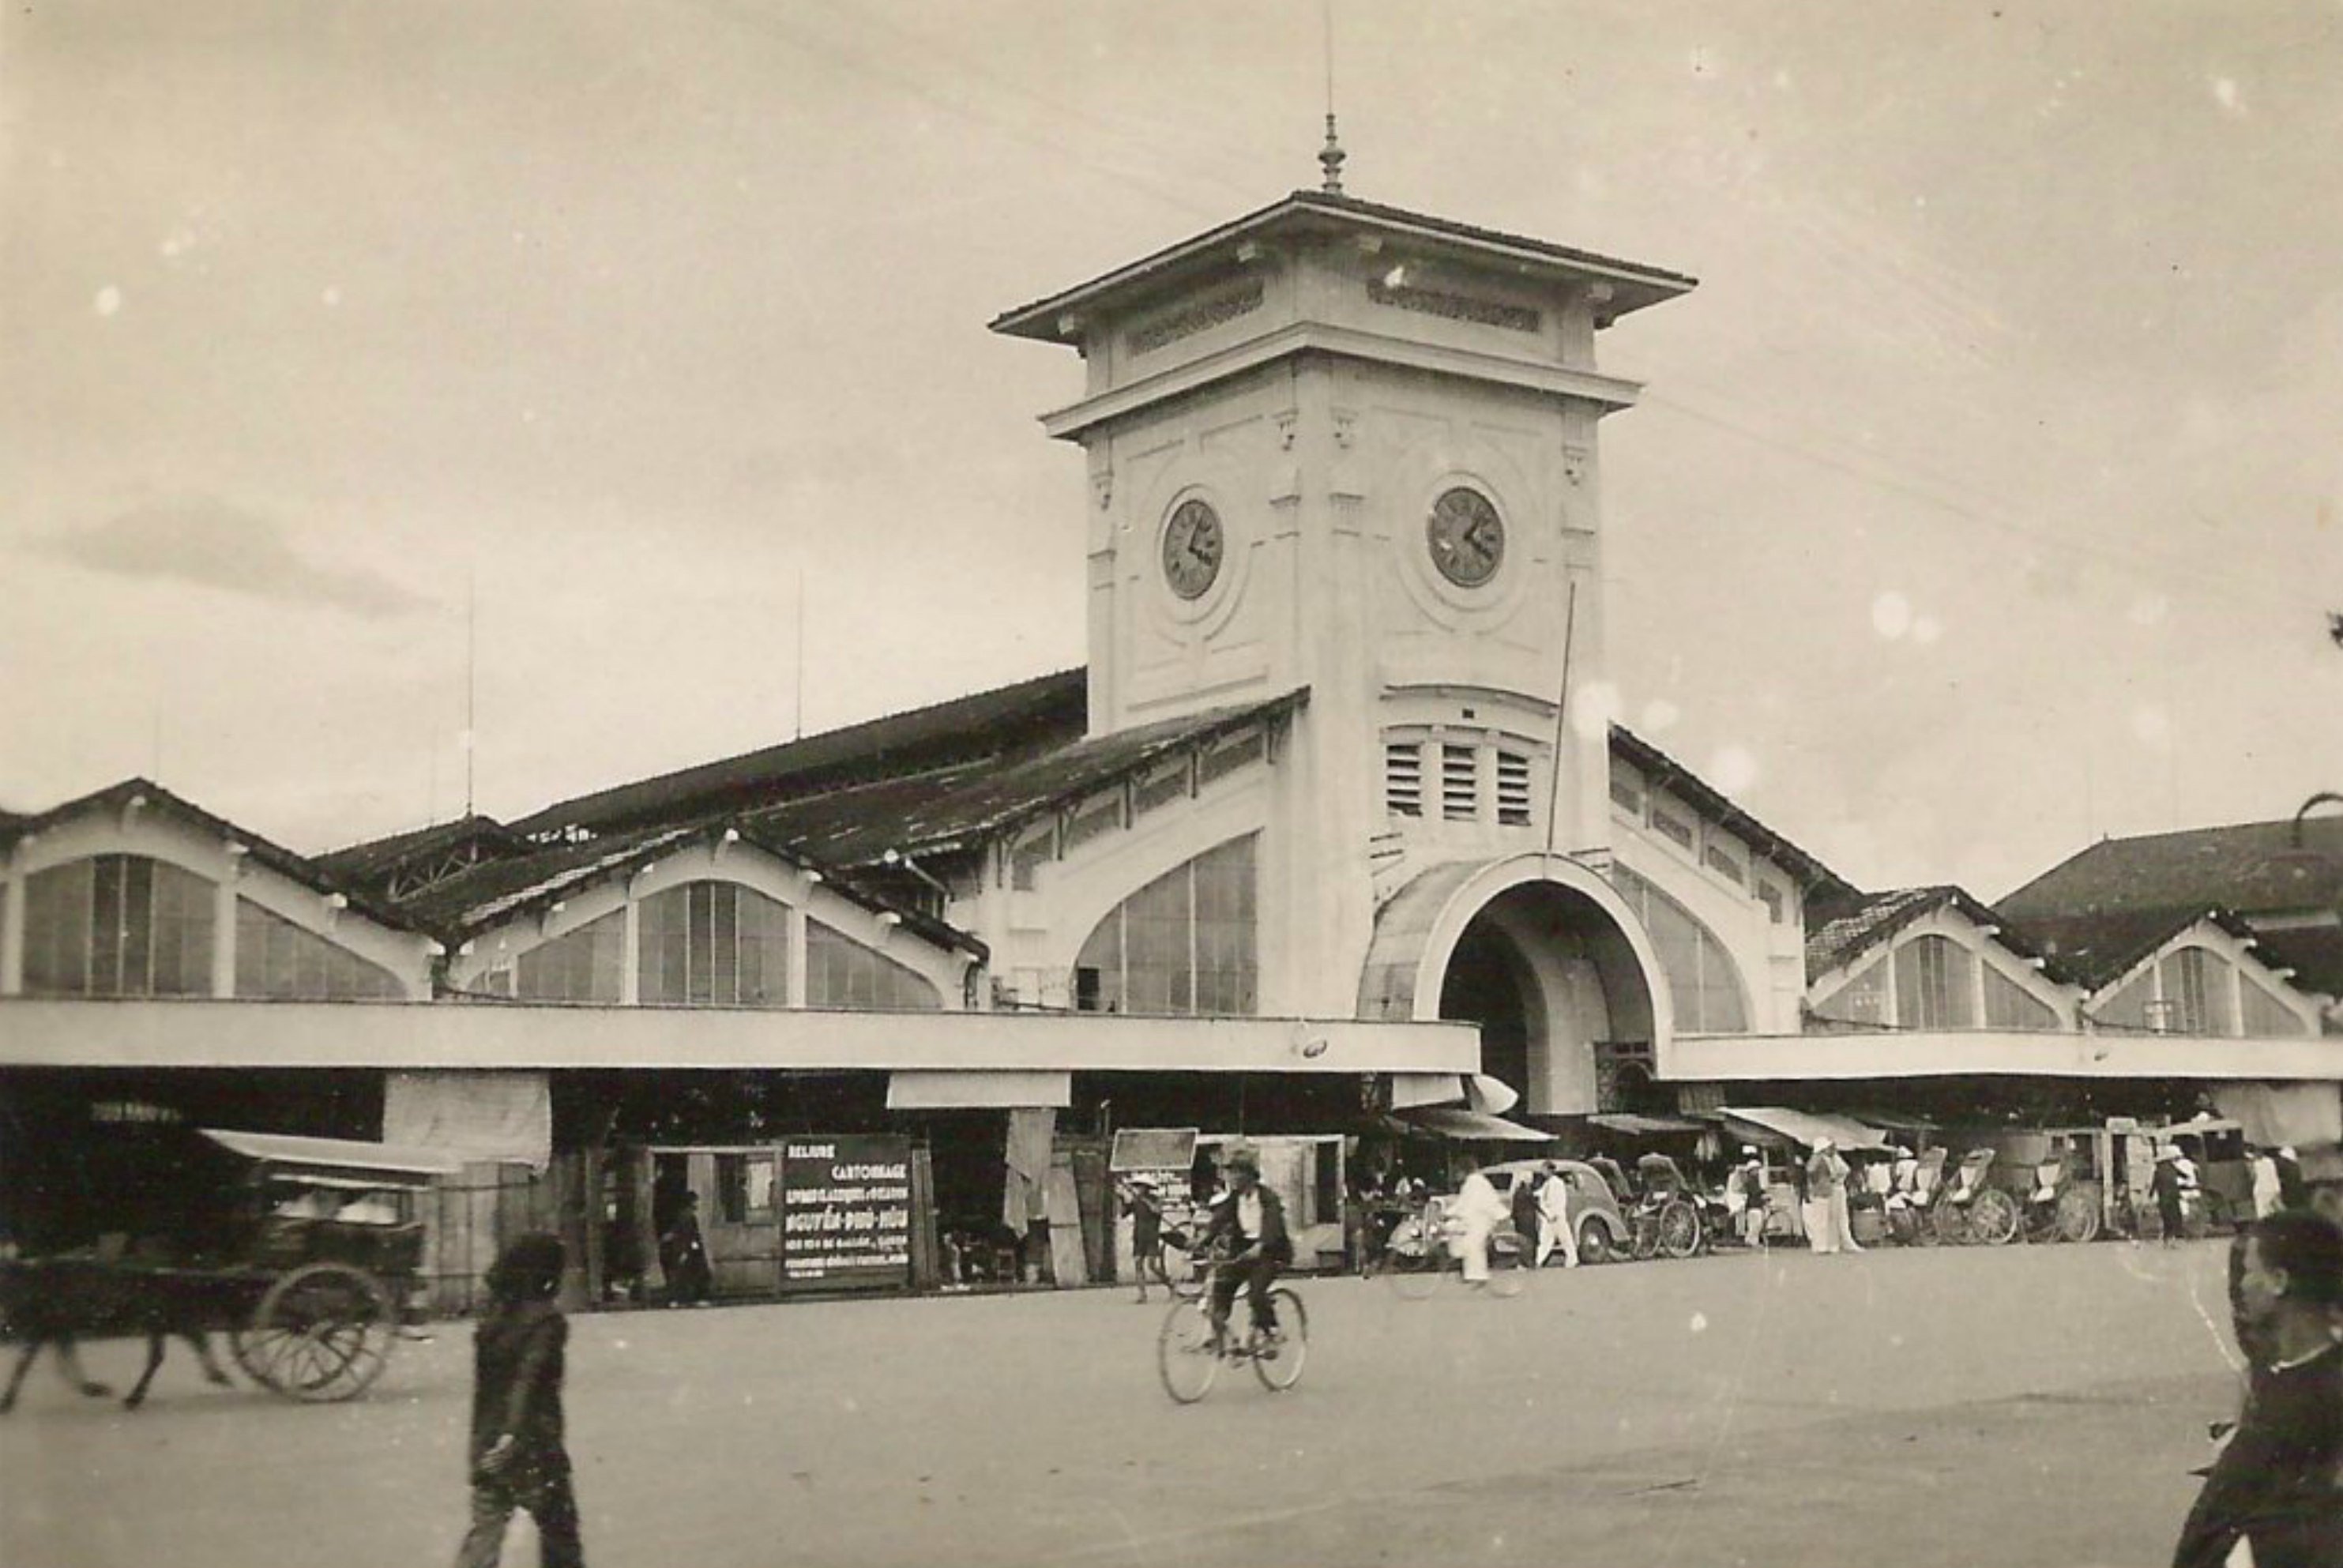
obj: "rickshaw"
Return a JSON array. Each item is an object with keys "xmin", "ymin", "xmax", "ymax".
[{"xmin": 2, "ymin": 1123, "xmax": 460, "ymax": 1404}]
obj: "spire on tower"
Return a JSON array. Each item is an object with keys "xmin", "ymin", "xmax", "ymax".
[{"xmin": 1318, "ymin": 113, "xmax": 1346, "ymax": 194}]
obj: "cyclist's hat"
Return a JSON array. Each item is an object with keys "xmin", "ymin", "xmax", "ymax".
[{"xmin": 1222, "ymin": 1142, "xmax": 1262, "ymax": 1173}]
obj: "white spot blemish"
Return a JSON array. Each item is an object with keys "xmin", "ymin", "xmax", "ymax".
[
  {"xmin": 93, "ymin": 285, "xmax": 123, "ymax": 317},
  {"xmin": 1871, "ymin": 591, "xmax": 1912, "ymax": 640},
  {"xmin": 1708, "ymin": 745, "xmax": 1758, "ymax": 795},
  {"xmin": 2213, "ymin": 77, "xmax": 2243, "ymax": 115},
  {"xmin": 1571, "ymin": 679, "xmax": 1622, "ymax": 740},
  {"xmin": 322, "ymin": 285, "xmax": 342, "ymax": 307},
  {"xmin": 1640, "ymin": 698, "xmax": 1680, "ymax": 733},
  {"xmin": 160, "ymin": 228, "xmax": 195, "ymax": 260},
  {"xmin": 1688, "ymin": 1311, "xmax": 1709, "ymax": 1333}
]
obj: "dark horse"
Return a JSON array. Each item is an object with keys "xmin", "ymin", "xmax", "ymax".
[{"xmin": 0, "ymin": 1255, "xmax": 239, "ymax": 1412}]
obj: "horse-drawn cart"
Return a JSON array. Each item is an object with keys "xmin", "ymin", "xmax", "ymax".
[{"xmin": 2, "ymin": 1125, "xmax": 462, "ymax": 1407}]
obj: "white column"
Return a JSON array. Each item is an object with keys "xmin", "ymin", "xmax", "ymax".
[
  {"xmin": 619, "ymin": 898, "xmax": 641, "ymax": 1005},
  {"xmin": 1, "ymin": 855, "xmax": 24, "ymax": 995},
  {"xmin": 786, "ymin": 903, "xmax": 809, "ymax": 1009},
  {"xmin": 212, "ymin": 853, "xmax": 243, "ymax": 998}
]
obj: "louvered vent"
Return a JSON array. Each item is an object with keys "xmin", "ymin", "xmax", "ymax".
[
  {"xmin": 1442, "ymin": 745, "xmax": 1478, "ymax": 821},
  {"xmin": 1496, "ymin": 751, "xmax": 1532, "ymax": 826},
  {"xmin": 1385, "ymin": 741, "xmax": 1423, "ymax": 818}
]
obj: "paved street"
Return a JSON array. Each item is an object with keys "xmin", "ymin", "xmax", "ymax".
[{"xmin": 2, "ymin": 1238, "xmax": 2246, "ymax": 1568}]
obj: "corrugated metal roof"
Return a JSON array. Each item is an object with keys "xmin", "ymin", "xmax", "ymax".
[
  {"xmin": 1803, "ymin": 884, "xmax": 2063, "ymax": 985},
  {"xmin": 1609, "ymin": 728, "xmax": 1855, "ymax": 897},
  {"xmin": 316, "ymin": 814, "xmax": 530, "ymax": 886}
]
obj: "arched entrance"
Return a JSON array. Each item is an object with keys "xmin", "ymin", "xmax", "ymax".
[{"xmin": 1360, "ymin": 855, "xmax": 1670, "ymax": 1118}]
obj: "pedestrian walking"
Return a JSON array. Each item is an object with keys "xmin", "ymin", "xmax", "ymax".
[
  {"xmin": 1121, "ymin": 1175, "xmax": 1168, "ymax": 1303},
  {"xmin": 1450, "ymin": 1159, "xmax": 1509, "ymax": 1284},
  {"xmin": 455, "ymin": 1233, "xmax": 583, "ymax": 1568},
  {"xmin": 1510, "ymin": 1164, "xmax": 1541, "ymax": 1267},
  {"xmin": 1535, "ymin": 1161, "xmax": 1578, "ymax": 1269},
  {"xmin": 2251, "ymin": 1146, "xmax": 2285, "ymax": 1220}
]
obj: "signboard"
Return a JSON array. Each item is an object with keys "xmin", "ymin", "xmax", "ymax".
[
  {"xmin": 1110, "ymin": 1126, "xmax": 1198, "ymax": 1175},
  {"xmin": 780, "ymin": 1135, "xmax": 913, "ymax": 1292}
]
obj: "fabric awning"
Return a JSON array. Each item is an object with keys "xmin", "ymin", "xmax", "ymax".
[
  {"xmin": 1587, "ymin": 1112, "xmax": 1710, "ymax": 1135},
  {"xmin": 1714, "ymin": 1107, "xmax": 1890, "ymax": 1152},
  {"xmin": 1397, "ymin": 1107, "xmax": 1555, "ymax": 1143},
  {"xmin": 1845, "ymin": 1108, "xmax": 1939, "ymax": 1134},
  {"xmin": 199, "ymin": 1129, "xmax": 466, "ymax": 1183}
]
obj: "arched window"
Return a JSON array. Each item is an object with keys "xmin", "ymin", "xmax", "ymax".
[
  {"xmin": 805, "ymin": 921, "xmax": 941, "ymax": 1010},
  {"xmin": 514, "ymin": 909, "xmax": 625, "ymax": 1002},
  {"xmin": 1610, "ymin": 867, "xmax": 1747, "ymax": 1034},
  {"xmin": 235, "ymin": 898, "xmax": 404, "ymax": 1000},
  {"xmin": 2157, "ymin": 947, "xmax": 2226, "ymax": 1035},
  {"xmin": 637, "ymin": 881, "xmax": 792, "ymax": 1006},
  {"xmin": 1894, "ymin": 935, "xmax": 1976, "ymax": 1029},
  {"xmin": 1073, "ymin": 835, "xmax": 1258, "ymax": 1015},
  {"xmin": 24, "ymin": 855, "xmax": 215, "ymax": 997}
]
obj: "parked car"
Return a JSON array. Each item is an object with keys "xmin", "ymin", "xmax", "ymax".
[{"xmin": 1475, "ymin": 1159, "xmax": 1633, "ymax": 1264}]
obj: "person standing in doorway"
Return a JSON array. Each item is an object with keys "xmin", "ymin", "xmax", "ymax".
[
  {"xmin": 660, "ymin": 1192, "xmax": 713, "ymax": 1306},
  {"xmin": 455, "ymin": 1233, "xmax": 583, "ymax": 1568}
]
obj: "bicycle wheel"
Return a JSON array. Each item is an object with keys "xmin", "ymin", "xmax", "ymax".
[
  {"xmin": 1483, "ymin": 1230, "xmax": 1531, "ymax": 1299},
  {"xmin": 1156, "ymin": 1299, "xmax": 1222, "ymax": 1404},
  {"xmin": 1378, "ymin": 1222, "xmax": 1442, "ymax": 1300},
  {"xmin": 1250, "ymin": 1288, "xmax": 1308, "ymax": 1392}
]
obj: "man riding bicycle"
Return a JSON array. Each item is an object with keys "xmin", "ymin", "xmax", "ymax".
[{"xmin": 1198, "ymin": 1142, "xmax": 1293, "ymax": 1348}]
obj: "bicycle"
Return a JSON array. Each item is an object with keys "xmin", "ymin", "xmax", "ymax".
[
  {"xmin": 1374, "ymin": 1201, "xmax": 1530, "ymax": 1300},
  {"xmin": 1156, "ymin": 1248, "xmax": 1309, "ymax": 1404}
]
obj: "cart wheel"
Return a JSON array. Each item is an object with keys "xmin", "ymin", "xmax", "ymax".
[
  {"xmin": 240, "ymin": 1264, "xmax": 394, "ymax": 1402},
  {"xmin": 1378, "ymin": 1225, "xmax": 1443, "ymax": 1300},
  {"xmin": 2055, "ymin": 1188, "xmax": 2101, "ymax": 1244},
  {"xmin": 1657, "ymin": 1201, "xmax": 1702, "ymax": 1260},
  {"xmin": 1971, "ymin": 1188, "xmax": 2021, "ymax": 1246}
]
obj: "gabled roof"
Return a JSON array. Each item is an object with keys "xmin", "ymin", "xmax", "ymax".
[
  {"xmin": 511, "ymin": 667, "xmax": 1089, "ymax": 841},
  {"xmin": 2003, "ymin": 905, "xmax": 2276, "ymax": 995},
  {"xmin": 990, "ymin": 189, "xmax": 1697, "ymax": 344},
  {"xmin": 2000, "ymin": 814, "xmax": 2343, "ymax": 921},
  {"xmin": 0, "ymin": 778, "xmax": 419, "ymax": 934},
  {"xmin": 316, "ymin": 814, "xmax": 532, "ymax": 888},
  {"xmin": 1608, "ymin": 728, "xmax": 1856, "ymax": 897},
  {"xmin": 389, "ymin": 820, "xmax": 986, "ymax": 961},
  {"xmin": 742, "ymin": 690, "xmax": 1307, "ymax": 867},
  {"xmin": 1802, "ymin": 885, "xmax": 2063, "ymax": 985}
]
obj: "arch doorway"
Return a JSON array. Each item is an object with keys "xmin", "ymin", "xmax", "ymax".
[{"xmin": 1361, "ymin": 856, "xmax": 1668, "ymax": 1119}]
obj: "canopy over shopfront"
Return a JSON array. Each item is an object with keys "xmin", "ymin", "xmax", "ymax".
[
  {"xmin": 1714, "ymin": 1107, "xmax": 1891, "ymax": 1152},
  {"xmin": 1586, "ymin": 1112, "xmax": 1709, "ymax": 1136},
  {"xmin": 1393, "ymin": 1107, "xmax": 1553, "ymax": 1142}
]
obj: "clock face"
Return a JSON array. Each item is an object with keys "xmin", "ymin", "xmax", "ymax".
[
  {"xmin": 1426, "ymin": 487, "xmax": 1505, "ymax": 588},
  {"xmin": 1161, "ymin": 498, "xmax": 1224, "ymax": 600}
]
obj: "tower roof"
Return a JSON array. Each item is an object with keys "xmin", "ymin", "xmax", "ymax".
[{"xmin": 989, "ymin": 189, "xmax": 1695, "ymax": 347}]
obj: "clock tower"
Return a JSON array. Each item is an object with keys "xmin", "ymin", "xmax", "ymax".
[{"xmin": 992, "ymin": 156, "xmax": 1694, "ymax": 1107}]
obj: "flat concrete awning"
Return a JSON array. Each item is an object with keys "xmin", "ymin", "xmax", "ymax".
[{"xmin": 1715, "ymin": 1107, "xmax": 1890, "ymax": 1152}]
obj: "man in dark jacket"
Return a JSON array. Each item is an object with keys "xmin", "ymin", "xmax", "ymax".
[
  {"xmin": 457, "ymin": 1233, "xmax": 582, "ymax": 1568},
  {"xmin": 1198, "ymin": 1142, "xmax": 1292, "ymax": 1346},
  {"xmin": 2175, "ymin": 1209, "xmax": 2343, "ymax": 1568}
]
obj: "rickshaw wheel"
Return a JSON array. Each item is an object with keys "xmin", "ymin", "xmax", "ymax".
[
  {"xmin": 238, "ymin": 1263, "xmax": 394, "ymax": 1402},
  {"xmin": 2055, "ymin": 1188, "xmax": 2100, "ymax": 1244},
  {"xmin": 1657, "ymin": 1201, "xmax": 1702, "ymax": 1260},
  {"xmin": 1970, "ymin": 1188, "xmax": 2021, "ymax": 1246},
  {"xmin": 1931, "ymin": 1201, "xmax": 1966, "ymax": 1246}
]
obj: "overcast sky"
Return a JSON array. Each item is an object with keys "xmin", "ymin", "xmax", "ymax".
[{"xmin": 4, "ymin": 0, "xmax": 2338, "ymax": 901}]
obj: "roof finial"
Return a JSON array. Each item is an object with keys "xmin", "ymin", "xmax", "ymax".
[{"xmin": 1318, "ymin": 113, "xmax": 1346, "ymax": 194}]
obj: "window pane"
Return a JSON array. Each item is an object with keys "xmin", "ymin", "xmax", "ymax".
[
  {"xmin": 1814, "ymin": 964, "xmax": 1887, "ymax": 1026},
  {"xmin": 1982, "ymin": 966, "xmax": 2057, "ymax": 1029},
  {"xmin": 515, "ymin": 909, "xmax": 625, "ymax": 1002},
  {"xmin": 1068, "ymin": 835, "xmax": 1258, "ymax": 1017},
  {"xmin": 23, "ymin": 861, "xmax": 94, "ymax": 994},
  {"xmin": 805, "ymin": 920, "xmax": 939, "ymax": 1010},
  {"xmin": 2240, "ymin": 980, "xmax": 2304, "ymax": 1037},
  {"xmin": 234, "ymin": 897, "xmax": 401, "ymax": 1000},
  {"xmin": 1894, "ymin": 936, "xmax": 1975, "ymax": 1029}
]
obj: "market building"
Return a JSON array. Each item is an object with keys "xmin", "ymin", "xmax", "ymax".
[{"xmin": 6, "ymin": 160, "xmax": 2340, "ymax": 1304}]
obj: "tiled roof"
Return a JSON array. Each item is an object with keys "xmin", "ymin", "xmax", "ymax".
[
  {"xmin": 1999, "ymin": 814, "xmax": 2343, "ymax": 919},
  {"xmin": 2003, "ymin": 905, "xmax": 2269, "ymax": 995},
  {"xmin": 316, "ymin": 814, "xmax": 531, "ymax": 886},
  {"xmin": 1999, "ymin": 814, "xmax": 2343, "ymax": 997},
  {"xmin": 511, "ymin": 667, "xmax": 1088, "ymax": 840},
  {"xmin": 741, "ymin": 691, "xmax": 1307, "ymax": 867},
  {"xmin": 991, "ymin": 190, "xmax": 1695, "ymax": 343},
  {"xmin": 1608, "ymin": 728, "xmax": 1856, "ymax": 897},
  {"xmin": 0, "ymin": 778, "xmax": 419, "ymax": 934},
  {"xmin": 1803, "ymin": 885, "xmax": 2063, "ymax": 986}
]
